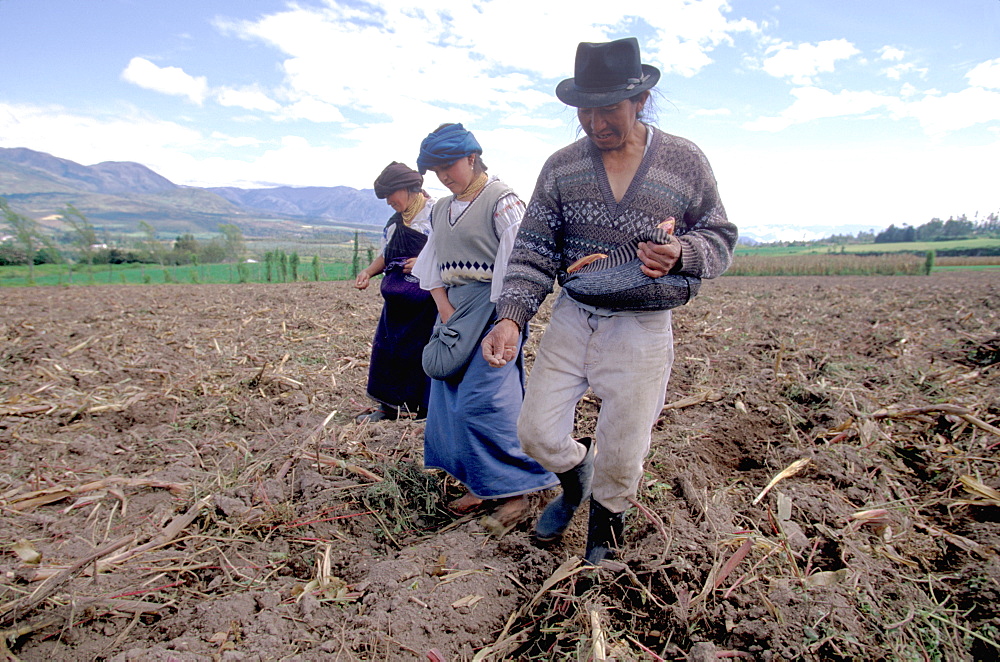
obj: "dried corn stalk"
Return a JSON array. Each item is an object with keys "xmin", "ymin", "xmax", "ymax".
[
  {"xmin": 752, "ymin": 458, "xmax": 811, "ymax": 505},
  {"xmin": 958, "ymin": 475, "xmax": 1000, "ymax": 506}
]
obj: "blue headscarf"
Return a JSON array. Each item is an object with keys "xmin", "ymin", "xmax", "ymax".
[{"xmin": 416, "ymin": 123, "xmax": 482, "ymax": 174}]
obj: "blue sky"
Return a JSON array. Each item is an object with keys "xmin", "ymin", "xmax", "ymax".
[{"xmin": 2, "ymin": 0, "xmax": 998, "ymax": 240}]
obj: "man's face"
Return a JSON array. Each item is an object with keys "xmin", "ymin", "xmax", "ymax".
[{"xmin": 577, "ymin": 99, "xmax": 643, "ymax": 151}]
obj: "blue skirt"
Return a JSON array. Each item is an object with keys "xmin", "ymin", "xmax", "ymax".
[{"xmin": 423, "ymin": 330, "xmax": 558, "ymax": 499}]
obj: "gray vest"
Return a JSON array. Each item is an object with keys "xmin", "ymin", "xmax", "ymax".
[{"xmin": 430, "ymin": 179, "xmax": 513, "ymax": 287}]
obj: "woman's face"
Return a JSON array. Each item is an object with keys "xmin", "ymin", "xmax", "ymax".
[
  {"xmin": 386, "ymin": 189, "xmax": 413, "ymax": 213},
  {"xmin": 430, "ymin": 155, "xmax": 476, "ymax": 195}
]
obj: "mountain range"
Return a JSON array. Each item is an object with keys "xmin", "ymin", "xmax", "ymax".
[
  {"xmin": 2, "ymin": 146, "xmax": 894, "ymax": 245},
  {"xmin": 0, "ymin": 147, "xmax": 389, "ymax": 236}
]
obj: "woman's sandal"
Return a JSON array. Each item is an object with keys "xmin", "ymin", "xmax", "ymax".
[
  {"xmin": 480, "ymin": 496, "xmax": 530, "ymax": 537},
  {"xmin": 447, "ymin": 492, "xmax": 484, "ymax": 515}
]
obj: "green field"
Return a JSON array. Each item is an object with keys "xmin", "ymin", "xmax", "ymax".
[
  {"xmin": 4, "ymin": 236, "xmax": 999, "ymax": 286},
  {"xmin": 737, "ymin": 237, "xmax": 1000, "ymax": 256},
  {"xmin": 1, "ymin": 232, "xmax": 383, "ymax": 287},
  {"xmin": 0, "ymin": 260, "xmax": 356, "ymax": 287}
]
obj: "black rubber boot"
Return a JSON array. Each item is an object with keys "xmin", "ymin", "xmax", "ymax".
[
  {"xmin": 584, "ymin": 497, "xmax": 625, "ymax": 566},
  {"xmin": 533, "ymin": 437, "xmax": 595, "ymax": 544}
]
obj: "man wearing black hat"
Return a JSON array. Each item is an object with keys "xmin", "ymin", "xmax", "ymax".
[{"xmin": 483, "ymin": 37, "xmax": 738, "ymax": 565}]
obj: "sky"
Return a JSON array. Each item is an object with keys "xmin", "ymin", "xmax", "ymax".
[{"xmin": 2, "ymin": 0, "xmax": 999, "ymax": 241}]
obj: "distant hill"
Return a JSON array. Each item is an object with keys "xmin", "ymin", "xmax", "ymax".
[
  {"xmin": 739, "ymin": 223, "xmax": 882, "ymax": 244},
  {"xmin": 0, "ymin": 147, "xmax": 178, "ymax": 196},
  {"xmin": 0, "ymin": 147, "xmax": 388, "ymax": 236},
  {"xmin": 209, "ymin": 185, "xmax": 388, "ymax": 224}
]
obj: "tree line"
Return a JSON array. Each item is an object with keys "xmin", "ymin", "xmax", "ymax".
[
  {"xmin": 2, "ymin": 197, "xmax": 249, "ymax": 282},
  {"xmin": 873, "ymin": 213, "xmax": 999, "ymax": 244},
  {"xmin": 814, "ymin": 212, "xmax": 999, "ymax": 246}
]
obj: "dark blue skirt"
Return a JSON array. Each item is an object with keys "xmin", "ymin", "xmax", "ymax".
[{"xmin": 366, "ymin": 267, "xmax": 437, "ymax": 413}]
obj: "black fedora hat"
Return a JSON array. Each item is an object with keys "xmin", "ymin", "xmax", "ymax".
[{"xmin": 556, "ymin": 37, "xmax": 660, "ymax": 108}]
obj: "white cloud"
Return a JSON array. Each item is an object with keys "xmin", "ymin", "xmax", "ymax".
[
  {"xmin": 643, "ymin": 2, "xmax": 758, "ymax": 77},
  {"xmin": 215, "ymin": 86, "xmax": 280, "ymax": 112},
  {"xmin": 468, "ymin": 124, "xmax": 575, "ymax": 198},
  {"xmin": 208, "ymin": 132, "xmax": 262, "ymax": 148},
  {"xmin": 274, "ymin": 97, "xmax": 347, "ymax": 123},
  {"xmin": 121, "ymin": 57, "xmax": 209, "ymax": 105},
  {"xmin": 883, "ymin": 62, "xmax": 921, "ymax": 81},
  {"xmin": 693, "ymin": 107, "xmax": 732, "ymax": 117},
  {"xmin": 498, "ymin": 113, "xmax": 566, "ymax": 129},
  {"xmin": 218, "ymin": 0, "xmax": 756, "ymax": 124},
  {"xmin": 902, "ymin": 86, "xmax": 1000, "ymax": 135},
  {"xmin": 761, "ymin": 39, "xmax": 859, "ymax": 84},
  {"xmin": 967, "ymin": 58, "xmax": 1000, "ymax": 89},
  {"xmin": 237, "ymin": 7, "xmax": 555, "ymax": 121},
  {"xmin": 746, "ymin": 80, "xmax": 1000, "ymax": 137},
  {"xmin": 875, "ymin": 46, "xmax": 925, "ymax": 81},
  {"xmin": 743, "ymin": 86, "xmax": 896, "ymax": 132},
  {"xmin": 879, "ymin": 46, "xmax": 905, "ymax": 61},
  {"xmin": 712, "ymin": 141, "xmax": 1000, "ymax": 235},
  {"xmin": 0, "ymin": 101, "xmax": 211, "ymax": 184}
]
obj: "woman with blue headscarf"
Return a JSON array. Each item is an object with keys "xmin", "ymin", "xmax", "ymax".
[{"xmin": 412, "ymin": 123, "xmax": 557, "ymax": 534}]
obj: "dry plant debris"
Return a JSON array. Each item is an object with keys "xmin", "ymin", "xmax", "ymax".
[{"xmin": 0, "ymin": 272, "xmax": 998, "ymax": 660}]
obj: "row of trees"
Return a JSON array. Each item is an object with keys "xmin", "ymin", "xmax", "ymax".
[
  {"xmin": 1, "ymin": 198, "xmax": 61, "ymax": 282},
  {"xmin": 2, "ymin": 198, "xmax": 355, "ymax": 285},
  {"xmin": 814, "ymin": 213, "xmax": 999, "ymax": 246},
  {"xmin": 2, "ymin": 198, "xmax": 249, "ymax": 282},
  {"xmin": 874, "ymin": 214, "xmax": 999, "ymax": 243},
  {"xmin": 165, "ymin": 225, "xmax": 244, "ymax": 266}
]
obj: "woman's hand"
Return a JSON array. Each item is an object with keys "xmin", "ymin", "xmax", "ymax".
[
  {"xmin": 637, "ymin": 238, "xmax": 682, "ymax": 278},
  {"xmin": 430, "ymin": 287, "xmax": 455, "ymax": 323},
  {"xmin": 438, "ymin": 302, "xmax": 456, "ymax": 324},
  {"xmin": 402, "ymin": 257, "xmax": 418, "ymax": 274},
  {"xmin": 356, "ymin": 255, "xmax": 385, "ymax": 289},
  {"xmin": 482, "ymin": 319, "xmax": 520, "ymax": 368}
]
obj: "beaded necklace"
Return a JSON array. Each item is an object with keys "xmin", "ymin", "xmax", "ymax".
[
  {"xmin": 456, "ymin": 172, "xmax": 488, "ymax": 202},
  {"xmin": 401, "ymin": 193, "xmax": 426, "ymax": 225}
]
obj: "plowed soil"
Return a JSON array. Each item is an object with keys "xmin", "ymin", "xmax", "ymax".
[{"xmin": 1, "ymin": 271, "xmax": 998, "ymax": 661}]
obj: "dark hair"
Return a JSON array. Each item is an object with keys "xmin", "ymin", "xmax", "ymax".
[{"xmin": 632, "ymin": 89, "xmax": 660, "ymax": 124}]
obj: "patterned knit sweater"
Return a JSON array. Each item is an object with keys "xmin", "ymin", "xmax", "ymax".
[{"xmin": 495, "ymin": 126, "xmax": 738, "ymax": 329}]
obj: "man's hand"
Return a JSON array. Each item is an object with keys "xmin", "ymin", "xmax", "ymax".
[
  {"xmin": 354, "ymin": 271, "xmax": 371, "ymax": 289},
  {"xmin": 637, "ymin": 238, "xmax": 682, "ymax": 278},
  {"xmin": 482, "ymin": 318, "xmax": 520, "ymax": 367}
]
